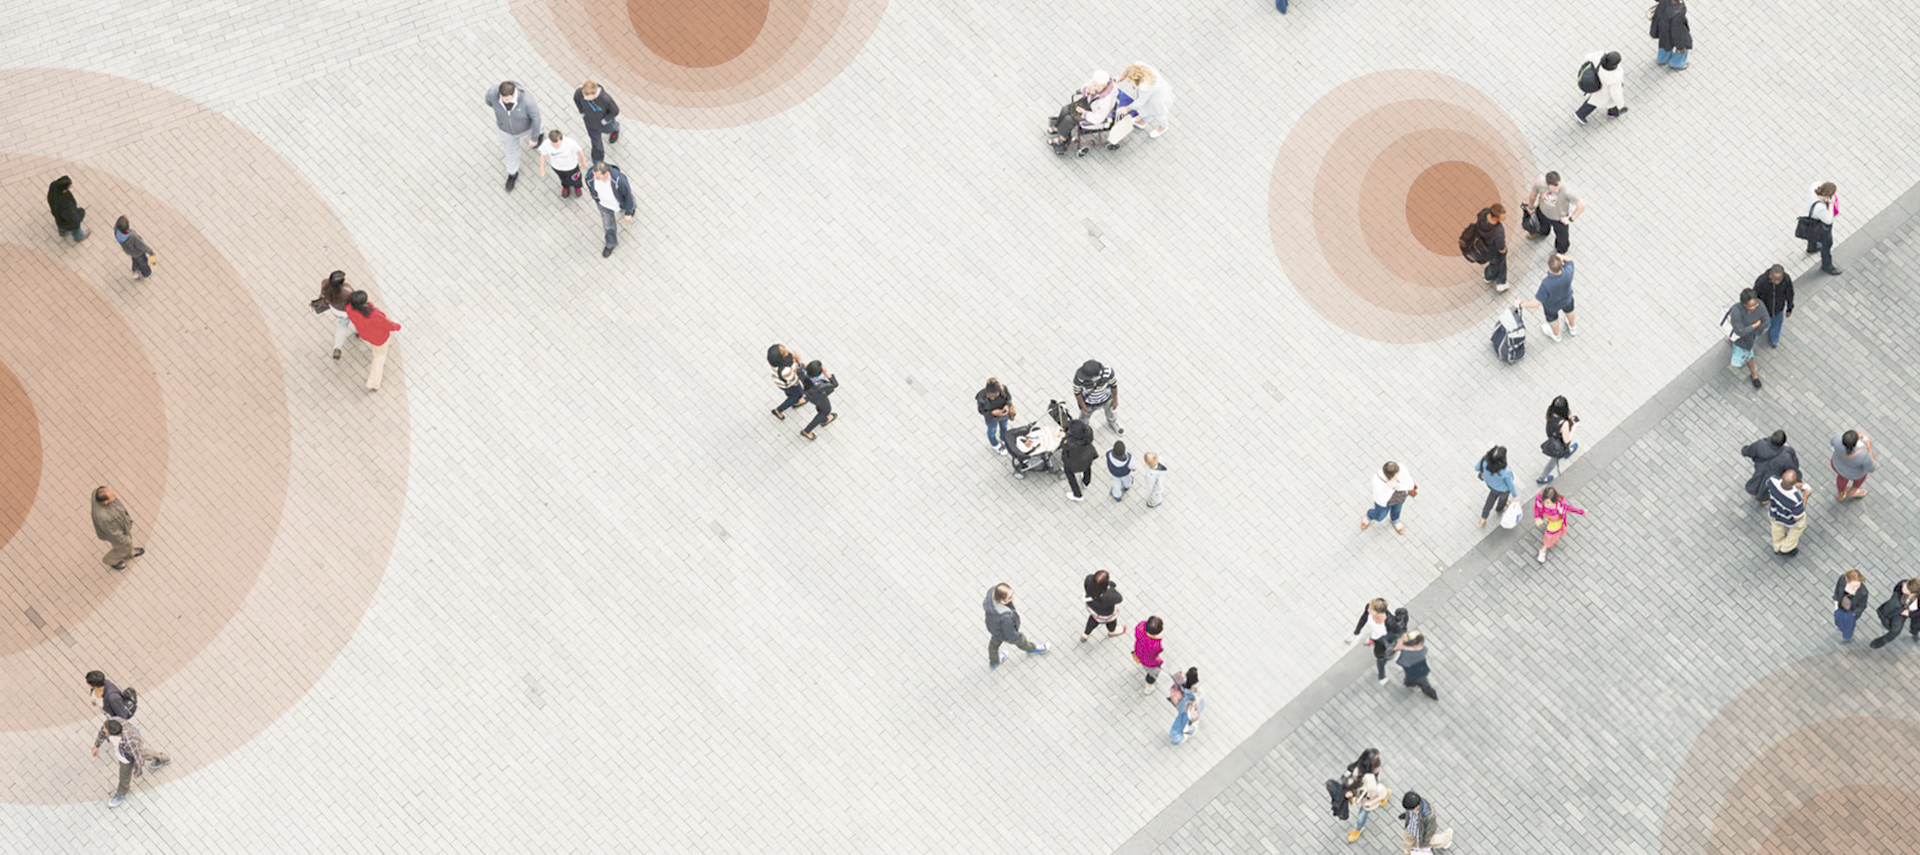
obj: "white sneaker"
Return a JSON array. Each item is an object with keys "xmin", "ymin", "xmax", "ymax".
[
  {"xmin": 1142, "ymin": 681, "xmax": 1157, "ymax": 695},
  {"xmin": 1540, "ymin": 322, "xmax": 1563, "ymax": 342},
  {"xmin": 1537, "ymin": 549, "xmax": 1548, "ymax": 563},
  {"xmin": 1568, "ymin": 323, "xmax": 1580, "ymax": 336},
  {"xmin": 1493, "ymin": 282, "xmax": 1510, "ymax": 293},
  {"xmin": 1067, "ymin": 492, "xmax": 1085, "ymax": 502}
]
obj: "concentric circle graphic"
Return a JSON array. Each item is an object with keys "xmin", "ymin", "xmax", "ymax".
[
  {"xmin": 513, "ymin": 0, "xmax": 888, "ymax": 129},
  {"xmin": 1658, "ymin": 652, "xmax": 1920, "ymax": 854},
  {"xmin": 0, "ymin": 69, "xmax": 407, "ymax": 804},
  {"xmin": 1270, "ymin": 71, "xmax": 1538, "ymax": 343}
]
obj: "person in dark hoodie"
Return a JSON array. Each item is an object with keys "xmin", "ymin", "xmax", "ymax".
[
  {"xmin": 47, "ymin": 176, "xmax": 88, "ymax": 241},
  {"xmin": 1392, "ymin": 630, "xmax": 1437, "ymax": 701},
  {"xmin": 85, "ymin": 671, "xmax": 133, "ymax": 719},
  {"xmin": 1740, "ymin": 430, "xmax": 1797, "ymax": 502},
  {"xmin": 1081, "ymin": 570, "xmax": 1126, "ymax": 641},
  {"xmin": 114, "ymin": 216, "xmax": 155, "ymax": 278},
  {"xmin": 1061, "ymin": 419, "xmax": 1099, "ymax": 502},
  {"xmin": 1465, "ymin": 203, "xmax": 1509, "ymax": 291},
  {"xmin": 983, "ymin": 583, "xmax": 1049, "ymax": 668},
  {"xmin": 800, "ymin": 360, "xmax": 838, "ymax": 441},
  {"xmin": 1753, "ymin": 265, "xmax": 1795, "ymax": 348},
  {"xmin": 573, "ymin": 80, "xmax": 622, "ymax": 165},
  {"xmin": 1651, "ymin": 0, "xmax": 1692, "ymax": 70}
]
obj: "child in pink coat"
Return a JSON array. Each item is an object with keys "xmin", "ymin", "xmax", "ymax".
[
  {"xmin": 1533, "ymin": 487, "xmax": 1586, "ymax": 563},
  {"xmin": 1132, "ymin": 616, "xmax": 1165, "ymax": 695}
]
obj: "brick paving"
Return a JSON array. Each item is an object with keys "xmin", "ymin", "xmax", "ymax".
[{"xmin": 1, "ymin": 0, "xmax": 1919, "ymax": 853}]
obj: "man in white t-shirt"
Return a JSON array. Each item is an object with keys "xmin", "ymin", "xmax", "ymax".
[
  {"xmin": 584, "ymin": 162, "xmax": 636, "ymax": 258},
  {"xmin": 537, "ymin": 130, "xmax": 585, "ymax": 198}
]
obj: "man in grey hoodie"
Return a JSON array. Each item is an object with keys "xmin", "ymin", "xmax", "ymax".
[
  {"xmin": 485, "ymin": 81, "xmax": 544, "ymax": 191},
  {"xmin": 983, "ymin": 583, "xmax": 1050, "ymax": 669}
]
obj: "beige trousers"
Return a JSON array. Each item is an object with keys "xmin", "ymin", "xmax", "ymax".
[
  {"xmin": 1771, "ymin": 517, "xmax": 1807, "ymax": 553},
  {"xmin": 101, "ymin": 536, "xmax": 138, "ymax": 568},
  {"xmin": 366, "ymin": 339, "xmax": 391, "ymax": 390},
  {"xmin": 1402, "ymin": 828, "xmax": 1453, "ymax": 854}
]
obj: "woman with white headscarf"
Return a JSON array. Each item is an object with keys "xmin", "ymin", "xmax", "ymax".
[
  {"xmin": 1048, "ymin": 69, "xmax": 1122, "ymax": 157},
  {"xmin": 1116, "ymin": 62, "xmax": 1174, "ymax": 138}
]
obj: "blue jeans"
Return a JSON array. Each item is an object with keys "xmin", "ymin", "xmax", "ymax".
[
  {"xmin": 599, "ymin": 206, "xmax": 620, "ymax": 249},
  {"xmin": 1275, "ymin": 0, "xmax": 1288, "ymax": 12},
  {"xmin": 1169, "ymin": 694, "xmax": 1195, "ymax": 744},
  {"xmin": 1365, "ymin": 503, "xmax": 1403, "ymax": 523},
  {"xmin": 1766, "ymin": 312, "xmax": 1785, "ymax": 346},
  {"xmin": 1836, "ymin": 609, "xmax": 1858, "ymax": 641},
  {"xmin": 984, "ymin": 415, "xmax": 1008, "ymax": 448},
  {"xmin": 1657, "ymin": 47, "xmax": 1690, "ymax": 69},
  {"xmin": 1353, "ymin": 805, "xmax": 1372, "ymax": 830},
  {"xmin": 59, "ymin": 226, "xmax": 88, "ymax": 242}
]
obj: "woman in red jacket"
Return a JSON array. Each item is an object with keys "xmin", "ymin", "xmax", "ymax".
[{"xmin": 345, "ymin": 291, "xmax": 402, "ymax": 391}]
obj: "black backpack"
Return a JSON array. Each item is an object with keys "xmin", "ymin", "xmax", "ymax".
[
  {"xmin": 1458, "ymin": 222, "xmax": 1487, "ymax": 261},
  {"xmin": 1386, "ymin": 608, "xmax": 1410, "ymax": 638},
  {"xmin": 122, "ymin": 686, "xmax": 139, "ymax": 718},
  {"xmin": 1324, "ymin": 777, "xmax": 1352, "ymax": 820},
  {"xmin": 1577, "ymin": 61, "xmax": 1601, "ymax": 93}
]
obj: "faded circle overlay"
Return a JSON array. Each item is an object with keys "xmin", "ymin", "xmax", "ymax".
[
  {"xmin": 514, "ymin": 0, "xmax": 888, "ymax": 128},
  {"xmin": 0, "ymin": 70, "xmax": 408, "ymax": 804},
  {"xmin": 0, "ymin": 359, "xmax": 40, "ymax": 552},
  {"xmin": 1270, "ymin": 72, "xmax": 1538, "ymax": 343}
]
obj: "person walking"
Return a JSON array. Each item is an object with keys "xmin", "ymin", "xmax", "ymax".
[
  {"xmin": 90, "ymin": 486, "xmax": 145, "ymax": 571},
  {"xmin": 1868, "ymin": 579, "xmax": 1920, "ymax": 649},
  {"xmin": 1361, "ymin": 462, "xmax": 1417, "ymax": 534},
  {"xmin": 345, "ymin": 291, "xmax": 402, "ymax": 392},
  {"xmin": 1830, "ymin": 430, "xmax": 1876, "ymax": 502},
  {"xmin": 1106, "ymin": 441, "xmax": 1135, "ymax": 502},
  {"xmin": 1574, "ymin": 51, "xmax": 1627, "ymax": 124},
  {"xmin": 310, "ymin": 271, "xmax": 356, "ymax": 360},
  {"xmin": 484, "ymin": 81, "xmax": 544, "ymax": 192},
  {"xmin": 766, "ymin": 343, "xmax": 809, "ymax": 420},
  {"xmin": 1072, "ymin": 360, "xmax": 1123, "ymax": 435},
  {"xmin": 584, "ymin": 162, "xmax": 637, "ymax": 258},
  {"xmin": 1474, "ymin": 446, "xmax": 1518, "ymax": 528},
  {"xmin": 983, "ymin": 583, "xmax": 1050, "ymax": 668},
  {"xmin": 1116, "ymin": 62, "xmax": 1175, "ymax": 139},
  {"xmin": 1062, "ymin": 421, "xmax": 1098, "ymax": 502},
  {"xmin": 1512, "ymin": 253, "xmax": 1577, "ymax": 342},
  {"xmin": 93, "ymin": 717, "xmax": 169, "ymax": 808},
  {"xmin": 1081, "ymin": 570, "xmax": 1126, "ymax": 642},
  {"xmin": 1802, "ymin": 182, "xmax": 1842, "ymax": 275},
  {"xmin": 1140, "ymin": 451, "xmax": 1169, "ymax": 507},
  {"xmin": 1724, "ymin": 288, "xmax": 1768, "ymax": 390},
  {"xmin": 1740, "ymin": 430, "xmax": 1797, "ymax": 503},
  {"xmin": 537, "ymin": 130, "xmax": 585, "ymax": 198},
  {"xmin": 1464, "ymin": 203, "xmax": 1508, "ymax": 291},
  {"xmin": 976, "ymin": 378, "xmax": 1014, "ymax": 453},
  {"xmin": 1351, "ymin": 598, "xmax": 1407, "ymax": 685},
  {"xmin": 1833, "ymin": 570, "xmax": 1869, "ymax": 644},
  {"xmin": 112, "ymin": 216, "xmax": 155, "ymax": 279},
  {"xmin": 85, "ymin": 671, "xmax": 134, "ymax": 719},
  {"xmin": 1398, "ymin": 792, "xmax": 1455, "ymax": 853},
  {"xmin": 1532, "ymin": 487, "xmax": 1586, "ymax": 563},
  {"xmin": 1522, "ymin": 171, "xmax": 1586, "ymax": 253},
  {"xmin": 799, "ymin": 360, "xmax": 838, "ymax": 440},
  {"xmin": 1392, "ymin": 631, "xmax": 1438, "ymax": 701},
  {"xmin": 572, "ymin": 80, "xmax": 622, "ymax": 165},
  {"xmin": 1133, "ymin": 615, "xmax": 1165, "ymax": 694},
  {"xmin": 1536, "ymin": 396, "xmax": 1580, "ymax": 485},
  {"xmin": 1167, "ymin": 667, "xmax": 1204, "ymax": 744},
  {"xmin": 1343, "ymin": 749, "xmax": 1392, "ymax": 843},
  {"xmin": 1651, "ymin": 0, "xmax": 1692, "ymax": 69},
  {"xmin": 1766, "ymin": 468, "xmax": 1812, "ymax": 556},
  {"xmin": 47, "ymin": 175, "xmax": 88, "ymax": 242},
  {"xmin": 1753, "ymin": 265, "xmax": 1795, "ymax": 347}
]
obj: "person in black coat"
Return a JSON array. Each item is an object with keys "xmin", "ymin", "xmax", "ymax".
[
  {"xmin": 1753, "ymin": 265, "xmax": 1795, "ymax": 347},
  {"xmin": 975, "ymin": 378, "xmax": 1015, "ymax": 454},
  {"xmin": 1651, "ymin": 0, "xmax": 1692, "ymax": 69},
  {"xmin": 1833, "ymin": 570, "xmax": 1869, "ymax": 644},
  {"xmin": 1869, "ymin": 579, "xmax": 1920, "ymax": 649},
  {"xmin": 1741, "ymin": 430, "xmax": 1798, "ymax": 501},
  {"xmin": 47, "ymin": 175, "xmax": 88, "ymax": 241},
  {"xmin": 1081, "ymin": 570, "xmax": 1126, "ymax": 641},
  {"xmin": 800, "ymin": 360, "xmax": 838, "ymax": 440},
  {"xmin": 1061, "ymin": 420, "xmax": 1098, "ymax": 502}
]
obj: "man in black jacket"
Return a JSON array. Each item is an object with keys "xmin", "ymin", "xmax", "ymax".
[
  {"xmin": 800, "ymin": 360, "xmax": 838, "ymax": 440},
  {"xmin": 573, "ymin": 81, "xmax": 622, "ymax": 165},
  {"xmin": 1753, "ymin": 265, "xmax": 1794, "ymax": 348},
  {"xmin": 1740, "ymin": 430, "xmax": 1797, "ymax": 502},
  {"xmin": 1061, "ymin": 420, "xmax": 1098, "ymax": 502},
  {"xmin": 47, "ymin": 175, "xmax": 88, "ymax": 241},
  {"xmin": 85, "ymin": 670, "xmax": 133, "ymax": 718}
]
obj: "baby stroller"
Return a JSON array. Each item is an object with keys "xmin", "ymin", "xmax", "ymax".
[{"xmin": 1008, "ymin": 400, "xmax": 1074, "ymax": 478}]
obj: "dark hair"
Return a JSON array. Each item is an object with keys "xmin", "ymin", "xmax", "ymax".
[
  {"xmin": 321, "ymin": 271, "xmax": 350, "ymax": 304},
  {"xmin": 765, "ymin": 344, "xmax": 790, "ymax": 368},
  {"xmin": 114, "ymin": 215, "xmax": 129, "ymax": 232},
  {"xmin": 498, "ymin": 81, "xmax": 516, "ymax": 97},
  {"xmin": 1181, "ymin": 667, "xmax": 1200, "ymax": 687},
  {"xmin": 1402, "ymin": 791, "xmax": 1422, "ymax": 810},
  {"xmin": 348, "ymin": 290, "xmax": 370, "ymax": 313},
  {"xmin": 1740, "ymin": 287, "xmax": 1756, "ymax": 303},
  {"xmin": 1544, "ymin": 171, "xmax": 1561, "ymax": 186},
  {"xmin": 1843, "ymin": 430, "xmax": 1860, "ymax": 450},
  {"xmin": 805, "ymin": 359, "xmax": 823, "ymax": 378},
  {"xmin": 1145, "ymin": 615, "xmax": 1163, "ymax": 634},
  {"xmin": 1768, "ymin": 264, "xmax": 1786, "ymax": 277},
  {"xmin": 1541, "ymin": 486, "xmax": 1561, "ymax": 504},
  {"xmin": 1769, "ymin": 430, "xmax": 1787, "ymax": 447},
  {"xmin": 1112, "ymin": 440, "xmax": 1127, "ymax": 456},
  {"xmin": 1350, "ymin": 748, "xmax": 1381, "ymax": 775},
  {"xmin": 1482, "ymin": 446, "xmax": 1508, "ymax": 473},
  {"xmin": 1085, "ymin": 570, "xmax": 1111, "ymax": 600},
  {"xmin": 1547, "ymin": 396, "xmax": 1570, "ymax": 422},
  {"xmin": 86, "ymin": 671, "xmax": 106, "ymax": 687},
  {"xmin": 94, "ymin": 486, "xmax": 111, "ymax": 502},
  {"xmin": 1600, "ymin": 52, "xmax": 1621, "ymax": 70},
  {"xmin": 1488, "ymin": 203, "xmax": 1505, "ymax": 218},
  {"xmin": 104, "ymin": 719, "xmax": 123, "ymax": 735},
  {"xmin": 547, "ymin": 130, "xmax": 562, "ymax": 142},
  {"xmin": 1077, "ymin": 359, "xmax": 1104, "ymax": 380}
]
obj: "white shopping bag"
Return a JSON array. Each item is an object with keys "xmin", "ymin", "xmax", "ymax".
[{"xmin": 1499, "ymin": 502, "xmax": 1522, "ymax": 529}]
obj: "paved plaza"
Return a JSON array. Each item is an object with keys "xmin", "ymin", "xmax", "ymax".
[{"xmin": 2, "ymin": 0, "xmax": 1919, "ymax": 852}]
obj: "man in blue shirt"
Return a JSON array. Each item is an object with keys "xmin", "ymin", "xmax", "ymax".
[{"xmin": 1512, "ymin": 253, "xmax": 1577, "ymax": 342}]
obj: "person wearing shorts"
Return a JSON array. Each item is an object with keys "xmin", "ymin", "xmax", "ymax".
[
  {"xmin": 1726, "ymin": 288, "xmax": 1770, "ymax": 390},
  {"xmin": 1512, "ymin": 253, "xmax": 1577, "ymax": 342}
]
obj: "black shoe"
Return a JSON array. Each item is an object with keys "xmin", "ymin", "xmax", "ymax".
[
  {"xmin": 601, "ymin": 246, "xmax": 613, "ymax": 258},
  {"xmin": 1823, "ymin": 266, "xmax": 1843, "ymax": 276},
  {"xmin": 111, "ymin": 561, "xmax": 128, "ymax": 571},
  {"xmin": 1871, "ymin": 638, "xmax": 1888, "ymax": 649},
  {"xmin": 1783, "ymin": 548, "xmax": 1799, "ymax": 556},
  {"xmin": 505, "ymin": 172, "xmax": 518, "ymax": 191},
  {"xmin": 1575, "ymin": 110, "xmax": 1588, "ymax": 125},
  {"xmin": 132, "ymin": 548, "xmax": 145, "ymax": 558},
  {"xmin": 1750, "ymin": 377, "xmax": 1763, "ymax": 390}
]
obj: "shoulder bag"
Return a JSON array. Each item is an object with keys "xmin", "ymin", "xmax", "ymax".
[{"xmin": 1794, "ymin": 201, "xmax": 1831, "ymax": 242}]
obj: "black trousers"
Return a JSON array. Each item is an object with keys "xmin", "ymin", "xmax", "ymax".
[
  {"xmin": 1067, "ymin": 463, "xmax": 1093, "ymax": 497},
  {"xmin": 130, "ymin": 253, "xmax": 151, "ymax": 278},
  {"xmin": 1482, "ymin": 252, "xmax": 1506, "ymax": 285},
  {"xmin": 1084, "ymin": 615, "xmax": 1117, "ymax": 634},
  {"xmin": 1480, "ymin": 488, "xmax": 1510, "ymax": 520},
  {"xmin": 802, "ymin": 399, "xmax": 833, "ymax": 433},
  {"xmin": 1870, "ymin": 615, "xmax": 1917, "ymax": 647},
  {"xmin": 1403, "ymin": 673, "xmax": 1438, "ymax": 699},
  {"xmin": 1807, "ymin": 234, "xmax": 1835, "ymax": 270}
]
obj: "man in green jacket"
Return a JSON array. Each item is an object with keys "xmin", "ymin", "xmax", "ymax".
[{"xmin": 91, "ymin": 486, "xmax": 145, "ymax": 570}]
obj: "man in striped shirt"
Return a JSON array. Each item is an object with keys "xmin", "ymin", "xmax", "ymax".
[
  {"xmin": 1073, "ymin": 359, "xmax": 1124, "ymax": 436},
  {"xmin": 93, "ymin": 716, "xmax": 170, "ymax": 807}
]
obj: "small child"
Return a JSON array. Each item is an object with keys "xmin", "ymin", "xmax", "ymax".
[
  {"xmin": 1532, "ymin": 487, "xmax": 1586, "ymax": 563},
  {"xmin": 1132, "ymin": 615, "xmax": 1164, "ymax": 695},
  {"xmin": 113, "ymin": 216, "xmax": 154, "ymax": 279},
  {"xmin": 538, "ymin": 129, "xmax": 585, "ymax": 197},
  {"xmin": 1167, "ymin": 666, "xmax": 1203, "ymax": 744},
  {"xmin": 1106, "ymin": 440, "xmax": 1134, "ymax": 501},
  {"xmin": 1140, "ymin": 451, "xmax": 1169, "ymax": 507}
]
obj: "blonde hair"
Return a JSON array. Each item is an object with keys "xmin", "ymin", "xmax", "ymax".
[
  {"xmin": 581, "ymin": 80, "xmax": 601, "ymax": 97},
  {"xmin": 1143, "ymin": 451, "xmax": 1159, "ymax": 468},
  {"xmin": 1121, "ymin": 63, "xmax": 1156, "ymax": 87}
]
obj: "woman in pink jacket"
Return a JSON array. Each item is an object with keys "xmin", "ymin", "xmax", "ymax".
[{"xmin": 1533, "ymin": 487, "xmax": 1586, "ymax": 563}]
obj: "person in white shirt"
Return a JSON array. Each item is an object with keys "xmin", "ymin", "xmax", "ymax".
[
  {"xmin": 1804, "ymin": 181, "xmax": 1841, "ymax": 275},
  {"xmin": 537, "ymin": 130, "xmax": 585, "ymax": 198},
  {"xmin": 584, "ymin": 162, "xmax": 637, "ymax": 258},
  {"xmin": 1361, "ymin": 461, "xmax": 1417, "ymax": 534},
  {"xmin": 1575, "ymin": 51, "xmax": 1626, "ymax": 124}
]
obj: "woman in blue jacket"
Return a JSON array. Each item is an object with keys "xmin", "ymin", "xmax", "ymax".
[{"xmin": 1474, "ymin": 446, "xmax": 1518, "ymax": 528}]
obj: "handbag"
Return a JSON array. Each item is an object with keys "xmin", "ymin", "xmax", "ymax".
[
  {"xmin": 1794, "ymin": 201, "xmax": 1831, "ymax": 242},
  {"xmin": 309, "ymin": 297, "xmax": 332, "ymax": 315},
  {"xmin": 1521, "ymin": 206, "xmax": 1545, "ymax": 235},
  {"xmin": 1541, "ymin": 437, "xmax": 1569, "ymax": 457},
  {"xmin": 1720, "ymin": 307, "xmax": 1739, "ymax": 342},
  {"xmin": 1499, "ymin": 502, "xmax": 1522, "ymax": 529},
  {"xmin": 1387, "ymin": 489, "xmax": 1409, "ymax": 506}
]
